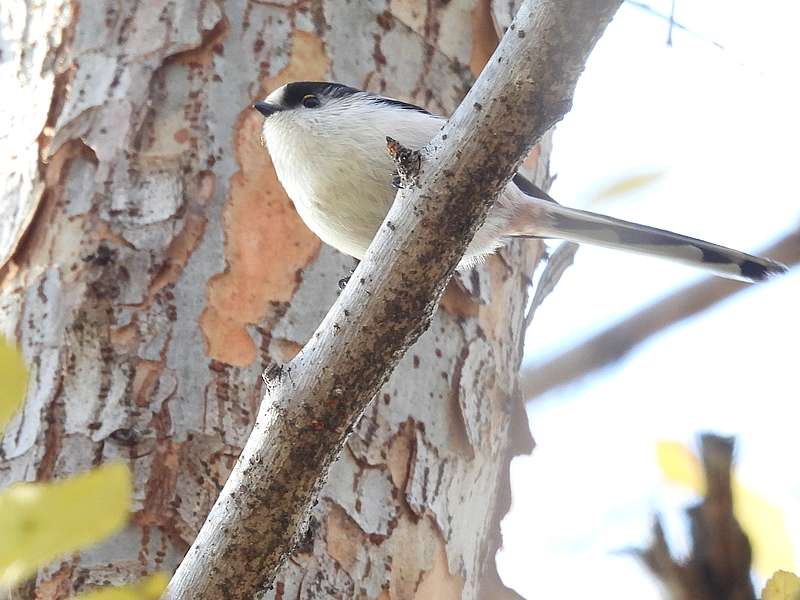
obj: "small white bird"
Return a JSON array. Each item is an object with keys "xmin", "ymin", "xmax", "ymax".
[{"xmin": 255, "ymin": 81, "xmax": 786, "ymax": 282}]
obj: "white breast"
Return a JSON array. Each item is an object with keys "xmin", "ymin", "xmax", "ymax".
[
  {"xmin": 261, "ymin": 96, "xmax": 519, "ymax": 268},
  {"xmin": 263, "ymin": 101, "xmax": 426, "ymax": 259}
]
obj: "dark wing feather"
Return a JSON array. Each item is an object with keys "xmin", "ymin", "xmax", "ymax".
[{"xmin": 512, "ymin": 172, "xmax": 558, "ymax": 204}]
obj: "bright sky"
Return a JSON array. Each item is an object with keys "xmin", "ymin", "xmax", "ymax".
[{"xmin": 498, "ymin": 1, "xmax": 800, "ymax": 597}]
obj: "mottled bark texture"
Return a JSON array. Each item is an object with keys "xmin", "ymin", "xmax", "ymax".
[
  {"xmin": 0, "ymin": 1, "xmax": 602, "ymax": 599},
  {"xmin": 166, "ymin": 1, "xmax": 620, "ymax": 598}
]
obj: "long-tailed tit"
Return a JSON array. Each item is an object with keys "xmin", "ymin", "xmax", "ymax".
[{"xmin": 254, "ymin": 82, "xmax": 786, "ymax": 282}]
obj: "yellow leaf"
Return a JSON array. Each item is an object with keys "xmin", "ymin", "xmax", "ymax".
[
  {"xmin": 73, "ymin": 573, "xmax": 169, "ymax": 600},
  {"xmin": 594, "ymin": 171, "xmax": 665, "ymax": 202},
  {"xmin": 735, "ymin": 482, "xmax": 796, "ymax": 577},
  {"xmin": 0, "ymin": 336, "xmax": 28, "ymax": 434},
  {"xmin": 656, "ymin": 440, "xmax": 706, "ymax": 495},
  {"xmin": 0, "ymin": 463, "xmax": 132, "ymax": 587},
  {"xmin": 762, "ymin": 570, "xmax": 800, "ymax": 600}
]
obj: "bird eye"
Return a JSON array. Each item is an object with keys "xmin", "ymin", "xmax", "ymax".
[{"xmin": 302, "ymin": 94, "xmax": 320, "ymax": 108}]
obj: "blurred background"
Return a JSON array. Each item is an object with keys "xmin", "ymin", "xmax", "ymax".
[{"xmin": 498, "ymin": 0, "xmax": 800, "ymax": 596}]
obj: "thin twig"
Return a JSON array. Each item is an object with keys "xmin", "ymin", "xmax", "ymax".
[
  {"xmin": 626, "ymin": 0, "xmax": 724, "ymax": 50},
  {"xmin": 524, "ymin": 241, "xmax": 579, "ymax": 332},
  {"xmin": 667, "ymin": 0, "xmax": 676, "ymax": 46}
]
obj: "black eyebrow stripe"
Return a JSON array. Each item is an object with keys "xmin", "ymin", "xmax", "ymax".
[
  {"xmin": 280, "ymin": 81, "xmax": 432, "ymax": 115},
  {"xmin": 281, "ymin": 82, "xmax": 361, "ymax": 107}
]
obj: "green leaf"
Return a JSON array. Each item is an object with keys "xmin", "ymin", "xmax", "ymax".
[
  {"xmin": 0, "ymin": 336, "xmax": 28, "ymax": 435},
  {"xmin": 73, "ymin": 573, "xmax": 169, "ymax": 600},
  {"xmin": 0, "ymin": 463, "xmax": 132, "ymax": 587}
]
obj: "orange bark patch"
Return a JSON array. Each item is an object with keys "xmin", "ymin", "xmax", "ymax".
[
  {"xmin": 149, "ymin": 171, "xmax": 214, "ymax": 299},
  {"xmin": 171, "ymin": 17, "xmax": 229, "ymax": 68},
  {"xmin": 110, "ymin": 321, "xmax": 140, "ymax": 350},
  {"xmin": 173, "ymin": 128, "xmax": 190, "ymax": 144},
  {"xmin": 469, "ymin": 0, "xmax": 500, "ymax": 76},
  {"xmin": 388, "ymin": 515, "xmax": 463, "ymax": 599},
  {"xmin": 440, "ymin": 279, "xmax": 479, "ymax": 319},
  {"xmin": 35, "ymin": 561, "xmax": 74, "ymax": 599},
  {"xmin": 522, "ymin": 142, "xmax": 542, "ymax": 173},
  {"xmin": 133, "ymin": 360, "xmax": 163, "ymax": 407},
  {"xmin": 326, "ymin": 504, "xmax": 366, "ymax": 571},
  {"xmin": 270, "ymin": 337, "xmax": 304, "ymax": 363},
  {"xmin": 414, "ymin": 532, "xmax": 465, "ymax": 599},
  {"xmin": 137, "ymin": 440, "xmax": 181, "ymax": 528},
  {"xmin": 149, "ymin": 211, "xmax": 208, "ymax": 298},
  {"xmin": 1, "ymin": 140, "xmax": 85, "ymax": 283},
  {"xmin": 260, "ymin": 30, "xmax": 330, "ymax": 90},
  {"xmin": 200, "ymin": 31, "xmax": 328, "ymax": 367},
  {"xmin": 387, "ymin": 422, "xmax": 415, "ymax": 490},
  {"xmin": 478, "ymin": 257, "xmax": 514, "ymax": 342},
  {"xmin": 390, "ymin": 0, "xmax": 428, "ymax": 35}
]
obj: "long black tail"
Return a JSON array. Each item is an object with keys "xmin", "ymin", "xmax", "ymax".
[{"xmin": 528, "ymin": 201, "xmax": 787, "ymax": 283}]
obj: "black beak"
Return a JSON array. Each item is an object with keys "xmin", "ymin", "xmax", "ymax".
[{"xmin": 253, "ymin": 101, "xmax": 281, "ymax": 118}]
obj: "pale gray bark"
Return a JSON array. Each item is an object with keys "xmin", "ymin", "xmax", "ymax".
[
  {"xmin": 1, "ymin": 1, "xmax": 562, "ymax": 598},
  {"xmin": 165, "ymin": 1, "xmax": 621, "ymax": 598}
]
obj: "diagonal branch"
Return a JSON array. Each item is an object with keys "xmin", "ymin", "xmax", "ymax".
[
  {"xmin": 164, "ymin": 1, "xmax": 622, "ymax": 598},
  {"xmin": 522, "ymin": 225, "xmax": 800, "ymax": 402}
]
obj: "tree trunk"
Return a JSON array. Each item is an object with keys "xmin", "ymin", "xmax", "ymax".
[{"xmin": 1, "ymin": 1, "xmax": 546, "ymax": 597}]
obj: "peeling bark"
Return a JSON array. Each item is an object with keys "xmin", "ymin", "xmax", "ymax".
[
  {"xmin": 0, "ymin": 0, "xmax": 590, "ymax": 598},
  {"xmin": 166, "ymin": 0, "xmax": 619, "ymax": 597}
]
